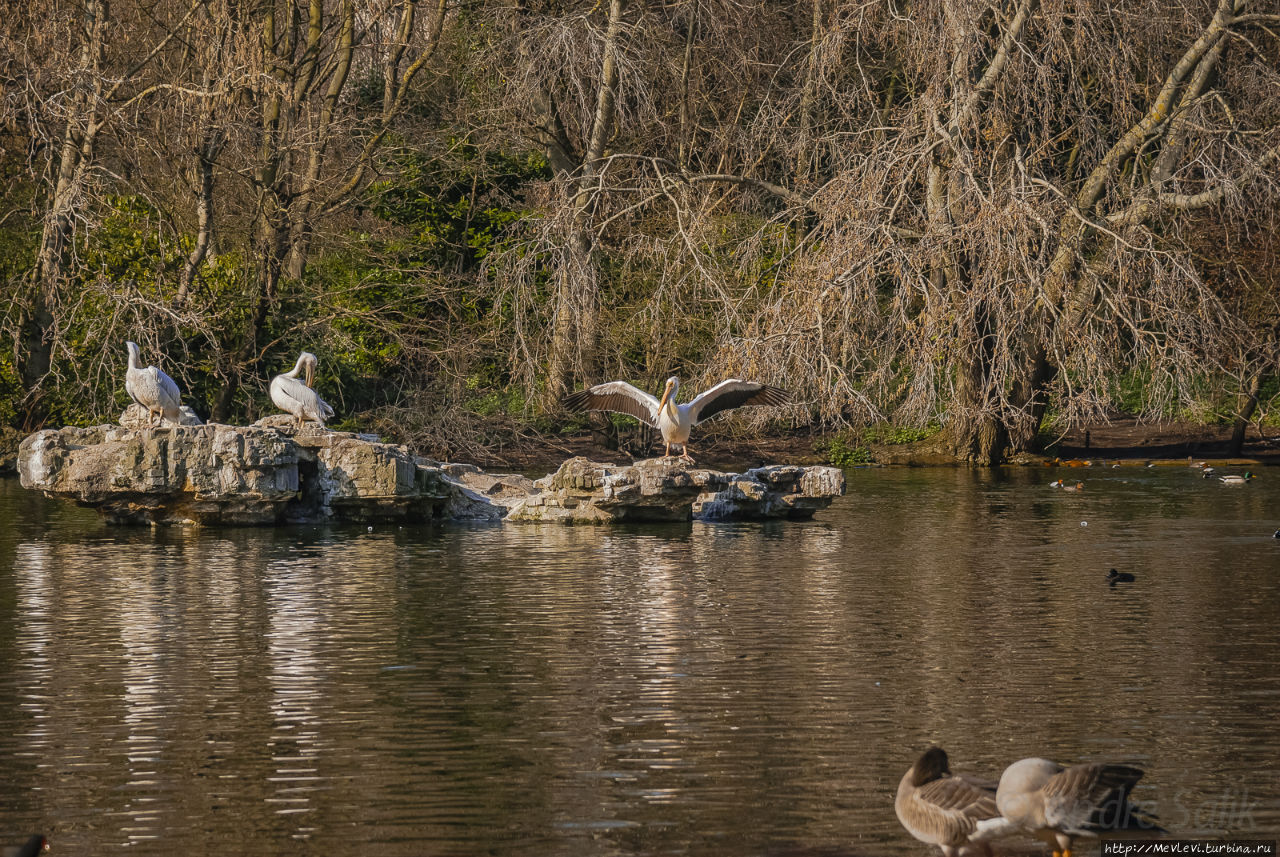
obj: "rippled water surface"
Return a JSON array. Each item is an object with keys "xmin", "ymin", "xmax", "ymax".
[{"xmin": 2, "ymin": 465, "xmax": 1279, "ymax": 856}]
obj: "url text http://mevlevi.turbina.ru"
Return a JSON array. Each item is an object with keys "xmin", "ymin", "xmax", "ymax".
[{"xmin": 1103, "ymin": 842, "xmax": 1277, "ymax": 856}]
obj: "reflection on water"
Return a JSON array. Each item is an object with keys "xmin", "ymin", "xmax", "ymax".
[{"xmin": 0, "ymin": 467, "xmax": 1278, "ymax": 855}]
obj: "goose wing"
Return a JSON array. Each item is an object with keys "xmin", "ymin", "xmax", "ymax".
[
  {"xmin": 900, "ymin": 773, "xmax": 1008, "ymax": 846},
  {"xmin": 686, "ymin": 379, "xmax": 791, "ymax": 425},
  {"xmin": 563, "ymin": 381, "xmax": 662, "ymax": 428},
  {"xmin": 1042, "ymin": 764, "xmax": 1147, "ymax": 834}
]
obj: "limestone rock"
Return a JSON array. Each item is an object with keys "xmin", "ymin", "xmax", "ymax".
[
  {"xmin": 20, "ymin": 424, "xmax": 298, "ymax": 524},
  {"xmin": 452, "ymin": 468, "xmax": 540, "ymax": 503},
  {"xmin": 694, "ymin": 464, "xmax": 847, "ymax": 520},
  {"xmin": 18, "ymin": 427, "xmax": 842, "ymax": 526},
  {"xmin": 19, "ymin": 423, "xmax": 472, "ymax": 525},
  {"xmin": 505, "ymin": 457, "xmax": 844, "ymax": 523}
]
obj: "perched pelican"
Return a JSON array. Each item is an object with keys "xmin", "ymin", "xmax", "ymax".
[
  {"xmin": 563, "ymin": 376, "xmax": 791, "ymax": 462},
  {"xmin": 1219, "ymin": 472, "xmax": 1254, "ymax": 484},
  {"xmin": 996, "ymin": 758, "xmax": 1163, "ymax": 857},
  {"xmin": 270, "ymin": 351, "xmax": 334, "ymax": 429},
  {"xmin": 895, "ymin": 747, "xmax": 1017, "ymax": 857},
  {"xmin": 124, "ymin": 341, "xmax": 182, "ymax": 427}
]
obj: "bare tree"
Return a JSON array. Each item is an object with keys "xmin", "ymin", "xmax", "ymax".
[
  {"xmin": 1, "ymin": 0, "xmax": 453, "ymax": 425},
  {"xmin": 3, "ymin": 0, "xmax": 1277, "ymax": 461},
  {"xmin": 567, "ymin": 0, "xmax": 1280, "ymax": 461}
]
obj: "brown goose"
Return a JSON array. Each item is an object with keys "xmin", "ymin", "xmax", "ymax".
[
  {"xmin": 996, "ymin": 758, "xmax": 1164, "ymax": 857},
  {"xmin": 895, "ymin": 747, "xmax": 1018, "ymax": 857}
]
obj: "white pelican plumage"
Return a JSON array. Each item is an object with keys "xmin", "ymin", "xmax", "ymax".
[
  {"xmin": 895, "ymin": 747, "xmax": 1018, "ymax": 857},
  {"xmin": 124, "ymin": 341, "xmax": 182, "ymax": 427},
  {"xmin": 270, "ymin": 351, "xmax": 334, "ymax": 429},
  {"xmin": 563, "ymin": 375, "xmax": 791, "ymax": 462}
]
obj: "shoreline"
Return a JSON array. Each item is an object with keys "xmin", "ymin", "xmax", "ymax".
[
  {"xmin": 421, "ymin": 416, "xmax": 1280, "ymax": 474},
  {"xmin": 4, "ymin": 416, "xmax": 1278, "ymax": 477}
]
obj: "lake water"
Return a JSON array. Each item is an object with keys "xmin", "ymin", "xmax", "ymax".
[{"xmin": 1, "ymin": 465, "xmax": 1278, "ymax": 856}]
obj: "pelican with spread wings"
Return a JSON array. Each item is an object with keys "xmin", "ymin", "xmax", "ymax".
[
  {"xmin": 124, "ymin": 341, "xmax": 183, "ymax": 427},
  {"xmin": 563, "ymin": 376, "xmax": 791, "ymax": 462},
  {"xmin": 270, "ymin": 351, "xmax": 335, "ymax": 429}
]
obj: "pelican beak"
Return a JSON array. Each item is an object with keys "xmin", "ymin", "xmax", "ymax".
[
  {"xmin": 304, "ymin": 362, "xmax": 315, "ymax": 388},
  {"xmin": 658, "ymin": 381, "xmax": 673, "ymax": 410}
]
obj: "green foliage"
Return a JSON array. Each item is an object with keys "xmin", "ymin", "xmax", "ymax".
[
  {"xmin": 367, "ymin": 141, "xmax": 549, "ymax": 271},
  {"xmin": 0, "ymin": 358, "xmax": 20, "ymax": 426},
  {"xmin": 462, "ymin": 371, "xmax": 527, "ymax": 418},
  {"xmin": 862, "ymin": 423, "xmax": 939, "ymax": 445},
  {"xmin": 288, "ymin": 142, "xmax": 551, "ymax": 428},
  {"xmin": 820, "ymin": 432, "xmax": 872, "ymax": 467},
  {"xmin": 818, "ymin": 422, "xmax": 941, "ymax": 466}
]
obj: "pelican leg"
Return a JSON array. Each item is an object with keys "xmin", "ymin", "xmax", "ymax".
[
  {"xmin": 680, "ymin": 443, "xmax": 695, "ymax": 464},
  {"xmin": 663, "ymin": 441, "xmax": 671, "ymax": 460}
]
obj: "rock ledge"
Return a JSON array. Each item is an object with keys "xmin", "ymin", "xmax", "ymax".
[
  {"xmin": 505, "ymin": 457, "xmax": 844, "ymax": 523},
  {"xmin": 18, "ymin": 421, "xmax": 844, "ymax": 526}
]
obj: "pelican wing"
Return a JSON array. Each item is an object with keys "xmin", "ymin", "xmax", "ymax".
[
  {"xmin": 563, "ymin": 381, "xmax": 661, "ymax": 428},
  {"xmin": 272, "ymin": 374, "xmax": 334, "ymax": 425},
  {"xmin": 127, "ymin": 366, "xmax": 182, "ymax": 419},
  {"xmin": 154, "ymin": 368, "xmax": 182, "ymax": 414},
  {"xmin": 1042, "ymin": 764, "xmax": 1147, "ymax": 834},
  {"xmin": 686, "ymin": 379, "xmax": 792, "ymax": 424},
  {"xmin": 124, "ymin": 370, "xmax": 144, "ymax": 408}
]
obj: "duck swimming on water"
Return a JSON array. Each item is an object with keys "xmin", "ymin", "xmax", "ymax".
[
  {"xmin": 2, "ymin": 834, "xmax": 48, "ymax": 857},
  {"xmin": 1107, "ymin": 569, "xmax": 1135, "ymax": 585}
]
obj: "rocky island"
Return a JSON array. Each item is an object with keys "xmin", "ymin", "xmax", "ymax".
[{"xmin": 17, "ymin": 411, "xmax": 845, "ymax": 526}]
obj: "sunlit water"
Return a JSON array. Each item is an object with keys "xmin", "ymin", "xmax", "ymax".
[{"xmin": 1, "ymin": 465, "xmax": 1278, "ymax": 856}]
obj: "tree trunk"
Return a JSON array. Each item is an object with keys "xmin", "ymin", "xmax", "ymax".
[
  {"xmin": 17, "ymin": 0, "xmax": 108, "ymax": 427},
  {"xmin": 949, "ymin": 303, "xmax": 1009, "ymax": 466},
  {"xmin": 1007, "ymin": 342, "xmax": 1056, "ymax": 453},
  {"xmin": 177, "ymin": 130, "xmax": 224, "ymax": 305},
  {"xmin": 1229, "ymin": 372, "xmax": 1262, "ymax": 456},
  {"xmin": 286, "ymin": 0, "xmax": 354, "ymax": 280},
  {"xmin": 546, "ymin": 0, "xmax": 626, "ymax": 404}
]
